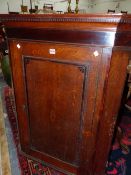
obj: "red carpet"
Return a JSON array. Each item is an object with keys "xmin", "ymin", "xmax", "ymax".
[
  {"xmin": 106, "ymin": 97, "xmax": 131, "ymax": 175},
  {"xmin": 4, "ymin": 87, "xmax": 65, "ymax": 175}
]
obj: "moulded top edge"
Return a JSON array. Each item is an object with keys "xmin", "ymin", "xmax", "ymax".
[{"xmin": 0, "ymin": 13, "xmax": 130, "ymax": 24}]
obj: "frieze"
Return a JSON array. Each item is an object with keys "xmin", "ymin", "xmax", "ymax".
[{"xmin": 0, "ymin": 14, "xmax": 131, "ymax": 24}]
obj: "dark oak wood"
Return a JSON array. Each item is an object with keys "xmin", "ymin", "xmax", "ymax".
[
  {"xmin": 93, "ymin": 49, "xmax": 129, "ymax": 174},
  {"xmin": 0, "ymin": 14, "xmax": 131, "ymax": 175},
  {"xmin": 6, "ymin": 27, "xmax": 115, "ymax": 46}
]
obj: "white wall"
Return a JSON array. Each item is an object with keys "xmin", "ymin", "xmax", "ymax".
[
  {"xmin": 120, "ymin": 0, "xmax": 131, "ymax": 13},
  {"xmin": 92, "ymin": 0, "xmax": 131, "ymax": 13},
  {"xmin": 0, "ymin": 0, "xmax": 20, "ymax": 13},
  {"xmin": 0, "ymin": 0, "xmax": 131, "ymax": 14},
  {"xmin": 0, "ymin": 0, "xmax": 89, "ymax": 14}
]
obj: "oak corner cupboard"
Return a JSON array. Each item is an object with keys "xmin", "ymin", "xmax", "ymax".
[{"xmin": 0, "ymin": 14, "xmax": 131, "ymax": 175}]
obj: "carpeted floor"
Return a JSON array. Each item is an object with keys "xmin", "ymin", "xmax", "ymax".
[
  {"xmin": 106, "ymin": 98, "xmax": 131, "ymax": 175},
  {"xmin": 0, "ymin": 75, "xmax": 21, "ymax": 175},
  {"xmin": 4, "ymin": 86, "xmax": 65, "ymax": 175},
  {"xmin": 0, "ymin": 75, "xmax": 12, "ymax": 175},
  {"xmin": 0, "ymin": 96, "xmax": 11, "ymax": 175}
]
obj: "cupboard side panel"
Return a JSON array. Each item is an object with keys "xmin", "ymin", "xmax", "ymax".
[{"xmin": 94, "ymin": 49, "xmax": 129, "ymax": 175}]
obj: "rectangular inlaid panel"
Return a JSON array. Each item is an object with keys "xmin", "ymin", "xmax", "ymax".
[{"xmin": 23, "ymin": 57, "xmax": 88, "ymax": 166}]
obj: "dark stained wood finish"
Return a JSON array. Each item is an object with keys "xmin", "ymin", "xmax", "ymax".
[
  {"xmin": 1, "ymin": 14, "xmax": 131, "ymax": 175},
  {"xmin": 0, "ymin": 14, "xmax": 123, "ymax": 23},
  {"xmin": 25, "ymin": 57, "xmax": 86, "ymax": 166},
  {"xmin": 115, "ymin": 31, "xmax": 131, "ymax": 46},
  {"xmin": 93, "ymin": 49, "xmax": 129, "ymax": 175},
  {"xmin": 9, "ymin": 40, "xmax": 103, "ymax": 174},
  {"xmin": 6, "ymin": 27, "xmax": 115, "ymax": 46}
]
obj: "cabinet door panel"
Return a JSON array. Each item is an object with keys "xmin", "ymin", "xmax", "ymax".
[
  {"xmin": 9, "ymin": 40, "xmax": 106, "ymax": 174},
  {"xmin": 24, "ymin": 57, "xmax": 88, "ymax": 166}
]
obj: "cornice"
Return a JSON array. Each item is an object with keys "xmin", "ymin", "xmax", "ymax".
[{"xmin": 0, "ymin": 14, "xmax": 131, "ymax": 24}]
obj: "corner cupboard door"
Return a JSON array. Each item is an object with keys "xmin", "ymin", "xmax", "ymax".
[{"xmin": 9, "ymin": 40, "xmax": 110, "ymax": 175}]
